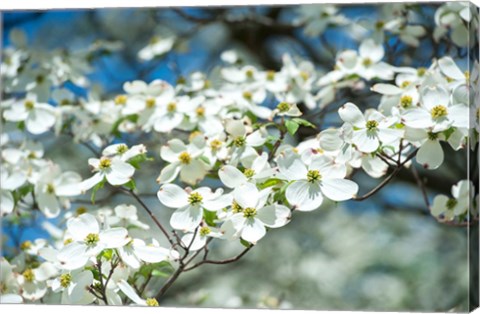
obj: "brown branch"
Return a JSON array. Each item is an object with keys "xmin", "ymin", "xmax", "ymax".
[{"xmin": 183, "ymin": 245, "xmax": 253, "ymax": 272}]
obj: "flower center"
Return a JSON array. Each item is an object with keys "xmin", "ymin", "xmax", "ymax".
[
  {"xmin": 233, "ymin": 137, "xmax": 246, "ymax": 147},
  {"xmin": 146, "ymin": 98, "xmax": 156, "ymax": 108},
  {"xmin": 23, "ymin": 269, "xmax": 35, "ymax": 282},
  {"xmin": 24, "ymin": 100, "xmax": 35, "ymax": 110},
  {"xmin": 446, "ymin": 198, "xmax": 458, "ymax": 210},
  {"xmin": 196, "ymin": 106, "xmax": 205, "ymax": 117},
  {"xmin": 114, "ymin": 95, "xmax": 127, "ymax": 105},
  {"xmin": 188, "ymin": 192, "xmax": 203, "ymax": 205},
  {"xmin": 21, "ymin": 241, "xmax": 32, "ymax": 251},
  {"xmin": 76, "ymin": 207, "xmax": 88, "ymax": 215},
  {"xmin": 431, "ymin": 105, "xmax": 448, "ymax": 119},
  {"xmin": 400, "ymin": 96, "xmax": 413, "ymax": 109},
  {"xmin": 465, "ymin": 71, "xmax": 470, "ymax": 81},
  {"xmin": 245, "ymin": 69, "xmax": 254, "ymax": 79},
  {"xmin": 199, "ymin": 226, "xmax": 211, "ymax": 237},
  {"xmin": 417, "ymin": 67, "xmax": 427, "ymax": 77},
  {"xmin": 276, "ymin": 102, "xmax": 291, "ymax": 113},
  {"xmin": 362, "ymin": 58, "xmax": 372, "ymax": 67},
  {"xmin": 60, "ymin": 273, "xmax": 72, "ymax": 288},
  {"xmin": 401, "ymin": 81, "xmax": 411, "ymax": 88},
  {"xmin": 210, "ymin": 139, "xmax": 222, "ymax": 151},
  {"xmin": 243, "ymin": 207, "xmax": 257, "ymax": 218},
  {"xmin": 167, "ymin": 102, "xmax": 177, "ymax": 113},
  {"xmin": 307, "ymin": 170, "xmax": 322, "ymax": 183},
  {"xmin": 178, "ymin": 152, "xmax": 191, "ymax": 164},
  {"xmin": 365, "ymin": 120, "xmax": 379, "ymax": 131},
  {"xmin": 243, "ymin": 168, "xmax": 255, "ymax": 179},
  {"xmin": 84, "ymin": 233, "xmax": 100, "ymax": 246},
  {"xmin": 64, "ymin": 238, "xmax": 73, "ymax": 245},
  {"xmin": 146, "ymin": 298, "xmax": 159, "ymax": 306},
  {"xmin": 266, "ymin": 70, "xmax": 275, "ymax": 81},
  {"xmin": 427, "ymin": 132, "xmax": 439, "ymax": 141},
  {"xmin": 46, "ymin": 183, "xmax": 55, "ymax": 194},
  {"xmin": 375, "ymin": 20, "xmax": 385, "ymax": 29},
  {"xmin": 232, "ymin": 201, "xmax": 243, "ymax": 213},
  {"xmin": 300, "ymin": 71, "xmax": 309, "ymax": 81},
  {"xmin": 99, "ymin": 157, "xmax": 112, "ymax": 170},
  {"xmin": 243, "ymin": 91, "xmax": 253, "ymax": 101},
  {"xmin": 116, "ymin": 144, "xmax": 128, "ymax": 154}
]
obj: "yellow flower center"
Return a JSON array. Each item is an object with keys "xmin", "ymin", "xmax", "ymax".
[
  {"xmin": 116, "ymin": 144, "xmax": 128, "ymax": 154},
  {"xmin": 400, "ymin": 95, "xmax": 413, "ymax": 109},
  {"xmin": 465, "ymin": 71, "xmax": 470, "ymax": 81},
  {"xmin": 199, "ymin": 226, "xmax": 211, "ymax": 237},
  {"xmin": 375, "ymin": 20, "xmax": 385, "ymax": 29},
  {"xmin": 146, "ymin": 98, "xmax": 156, "ymax": 108},
  {"xmin": 21, "ymin": 241, "xmax": 32, "ymax": 251},
  {"xmin": 24, "ymin": 100, "xmax": 34, "ymax": 110},
  {"xmin": 146, "ymin": 298, "xmax": 159, "ymax": 306},
  {"xmin": 431, "ymin": 105, "xmax": 448, "ymax": 119},
  {"xmin": 266, "ymin": 70, "xmax": 275, "ymax": 81},
  {"xmin": 196, "ymin": 106, "xmax": 205, "ymax": 117},
  {"xmin": 362, "ymin": 58, "xmax": 372, "ymax": 67},
  {"xmin": 401, "ymin": 81, "xmax": 411, "ymax": 88},
  {"xmin": 210, "ymin": 139, "xmax": 222, "ymax": 151},
  {"xmin": 300, "ymin": 71, "xmax": 309, "ymax": 81},
  {"xmin": 243, "ymin": 91, "xmax": 253, "ymax": 101},
  {"xmin": 114, "ymin": 95, "xmax": 127, "ymax": 105},
  {"xmin": 243, "ymin": 168, "xmax": 255, "ymax": 179},
  {"xmin": 245, "ymin": 69, "xmax": 254, "ymax": 79},
  {"xmin": 427, "ymin": 132, "xmax": 439, "ymax": 141},
  {"xmin": 46, "ymin": 183, "xmax": 55, "ymax": 194},
  {"xmin": 417, "ymin": 67, "xmax": 427, "ymax": 77},
  {"xmin": 188, "ymin": 192, "xmax": 203, "ymax": 205},
  {"xmin": 233, "ymin": 137, "xmax": 246, "ymax": 147},
  {"xmin": 84, "ymin": 233, "xmax": 100, "ymax": 246},
  {"xmin": 63, "ymin": 238, "xmax": 73, "ymax": 245},
  {"xmin": 232, "ymin": 201, "xmax": 243, "ymax": 213},
  {"xmin": 307, "ymin": 170, "xmax": 321, "ymax": 183},
  {"xmin": 277, "ymin": 102, "xmax": 291, "ymax": 112},
  {"xmin": 178, "ymin": 152, "xmax": 191, "ymax": 164},
  {"xmin": 366, "ymin": 120, "xmax": 379, "ymax": 131},
  {"xmin": 243, "ymin": 207, "xmax": 257, "ymax": 218},
  {"xmin": 167, "ymin": 102, "xmax": 177, "ymax": 113},
  {"xmin": 99, "ymin": 157, "xmax": 112, "ymax": 170},
  {"xmin": 23, "ymin": 269, "xmax": 35, "ymax": 282},
  {"xmin": 60, "ymin": 273, "xmax": 72, "ymax": 288},
  {"xmin": 76, "ymin": 207, "xmax": 88, "ymax": 215}
]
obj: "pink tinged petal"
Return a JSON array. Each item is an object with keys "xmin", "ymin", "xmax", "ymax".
[
  {"xmin": 219, "ymin": 166, "xmax": 247, "ymax": 188},
  {"xmin": 241, "ymin": 218, "xmax": 266, "ymax": 243},
  {"xmin": 57, "ymin": 243, "xmax": 90, "ymax": 270},
  {"xmin": 80, "ymin": 172, "xmax": 104, "ymax": 192},
  {"xmin": 338, "ymin": 102, "xmax": 365, "ymax": 128},
  {"xmin": 401, "ymin": 108, "xmax": 433, "ymax": 129},
  {"xmin": 320, "ymin": 178, "xmax": 358, "ymax": 202},
  {"xmin": 285, "ymin": 180, "xmax": 323, "ymax": 212},
  {"xmin": 256, "ymin": 204, "xmax": 291, "ymax": 228},
  {"xmin": 170, "ymin": 206, "xmax": 202, "ymax": 231},
  {"xmin": 37, "ymin": 191, "xmax": 61, "ymax": 218},
  {"xmin": 277, "ymin": 154, "xmax": 308, "ymax": 181},
  {"xmin": 430, "ymin": 195, "xmax": 449, "ymax": 217},
  {"xmin": 157, "ymin": 184, "xmax": 189, "ymax": 208},
  {"xmin": 234, "ymin": 183, "xmax": 259, "ymax": 208},
  {"xmin": 179, "ymin": 159, "xmax": 207, "ymax": 185},
  {"xmin": 352, "ymin": 129, "xmax": 379, "ymax": 153},
  {"xmin": 67, "ymin": 213, "xmax": 99, "ymax": 241},
  {"xmin": 100, "ymin": 228, "xmax": 129, "ymax": 248},
  {"xmin": 160, "ymin": 139, "xmax": 187, "ymax": 162},
  {"xmin": 157, "ymin": 163, "xmax": 180, "ymax": 184},
  {"xmin": 416, "ymin": 139, "xmax": 444, "ymax": 170},
  {"xmin": 203, "ymin": 193, "xmax": 233, "ymax": 212}
]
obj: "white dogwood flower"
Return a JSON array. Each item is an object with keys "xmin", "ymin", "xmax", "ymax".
[
  {"xmin": 430, "ymin": 180, "xmax": 473, "ymax": 221},
  {"xmin": 3, "ymin": 94, "xmax": 56, "ymax": 134}
]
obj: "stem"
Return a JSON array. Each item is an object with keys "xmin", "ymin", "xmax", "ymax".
[{"xmin": 184, "ymin": 246, "xmax": 253, "ymax": 272}]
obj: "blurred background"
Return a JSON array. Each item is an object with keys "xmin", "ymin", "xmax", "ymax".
[{"xmin": 1, "ymin": 3, "xmax": 476, "ymax": 311}]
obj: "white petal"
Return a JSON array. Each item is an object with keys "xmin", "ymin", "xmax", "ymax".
[
  {"xmin": 285, "ymin": 180, "xmax": 323, "ymax": 212},
  {"xmin": 107, "ymin": 160, "xmax": 135, "ymax": 185},
  {"xmin": 372, "ymin": 83, "xmax": 402, "ymax": 95},
  {"xmin": 256, "ymin": 204, "xmax": 291, "ymax": 228},
  {"xmin": 57, "ymin": 243, "xmax": 90, "ymax": 270},
  {"xmin": 339, "ymin": 102, "xmax": 365, "ymax": 128},
  {"xmin": 37, "ymin": 192, "xmax": 61, "ymax": 218},
  {"xmin": 234, "ymin": 183, "xmax": 259, "ymax": 209},
  {"xmin": 157, "ymin": 163, "xmax": 180, "ymax": 184},
  {"xmin": 241, "ymin": 218, "xmax": 266, "ymax": 243},
  {"xmin": 416, "ymin": 139, "xmax": 444, "ymax": 170},
  {"xmin": 401, "ymin": 108, "xmax": 433, "ymax": 129},
  {"xmin": 218, "ymin": 166, "xmax": 247, "ymax": 189},
  {"xmin": 352, "ymin": 130, "xmax": 379, "ymax": 153},
  {"xmin": 170, "ymin": 206, "xmax": 202, "ymax": 231},
  {"xmin": 157, "ymin": 184, "xmax": 189, "ymax": 208},
  {"xmin": 67, "ymin": 213, "xmax": 99, "ymax": 241},
  {"xmin": 438, "ymin": 57, "xmax": 465, "ymax": 80},
  {"xmin": 320, "ymin": 178, "xmax": 358, "ymax": 201},
  {"xmin": 100, "ymin": 228, "xmax": 129, "ymax": 248}
]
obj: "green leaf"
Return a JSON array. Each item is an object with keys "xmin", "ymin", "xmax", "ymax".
[
  {"xmin": 292, "ymin": 118, "xmax": 316, "ymax": 129},
  {"xmin": 124, "ymin": 179, "xmax": 136, "ymax": 191},
  {"xmin": 240, "ymin": 238, "xmax": 252, "ymax": 248},
  {"xmin": 198, "ymin": 156, "xmax": 211, "ymax": 165},
  {"xmin": 203, "ymin": 209, "xmax": 217, "ymax": 227},
  {"xmin": 138, "ymin": 261, "xmax": 174, "ymax": 278},
  {"xmin": 91, "ymin": 178, "xmax": 106, "ymax": 204},
  {"xmin": 110, "ymin": 114, "xmax": 138, "ymax": 137},
  {"xmin": 443, "ymin": 127, "xmax": 455, "ymax": 140},
  {"xmin": 128, "ymin": 153, "xmax": 152, "ymax": 169},
  {"xmin": 285, "ymin": 120, "xmax": 299, "ymax": 136},
  {"xmin": 99, "ymin": 249, "xmax": 113, "ymax": 261},
  {"xmin": 17, "ymin": 121, "xmax": 25, "ymax": 131},
  {"xmin": 258, "ymin": 178, "xmax": 283, "ymax": 189}
]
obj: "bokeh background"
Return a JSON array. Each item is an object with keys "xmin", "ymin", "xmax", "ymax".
[{"xmin": 1, "ymin": 3, "xmax": 477, "ymax": 311}]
